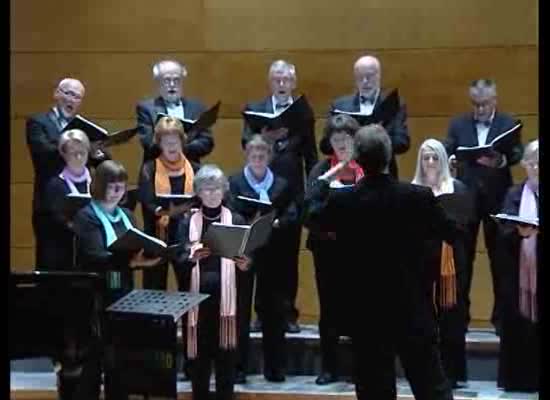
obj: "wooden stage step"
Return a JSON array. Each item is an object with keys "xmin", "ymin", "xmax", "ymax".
[{"xmin": 10, "ymin": 373, "xmax": 538, "ymax": 400}]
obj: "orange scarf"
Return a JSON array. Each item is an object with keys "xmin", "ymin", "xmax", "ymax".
[
  {"xmin": 437, "ymin": 241, "xmax": 457, "ymax": 309},
  {"xmin": 155, "ymin": 152, "xmax": 194, "ymax": 240},
  {"xmin": 186, "ymin": 207, "xmax": 237, "ymax": 359}
]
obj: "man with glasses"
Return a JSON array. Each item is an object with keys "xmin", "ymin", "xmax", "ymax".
[
  {"xmin": 322, "ymin": 55, "xmax": 410, "ymax": 178},
  {"xmin": 444, "ymin": 79, "xmax": 524, "ymax": 334},
  {"xmin": 136, "ymin": 59, "xmax": 214, "ymax": 163},
  {"xmin": 26, "ymin": 78, "xmax": 108, "ymax": 271}
]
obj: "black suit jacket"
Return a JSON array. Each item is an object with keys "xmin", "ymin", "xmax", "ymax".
[
  {"xmin": 304, "ymin": 174, "xmax": 458, "ymax": 337},
  {"xmin": 241, "ymin": 96, "xmax": 318, "ymax": 202},
  {"xmin": 444, "ymin": 111, "xmax": 524, "ymax": 213},
  {"xmin": 322, "ymin": 89, "xmax": 410, "ymax": 178},
  {"xmin": 26, "ymin": 111, "xmax": 66, "ymax": 213},
  {"xmin": 136, "ymin": 96, "xmax": 215, "ymax": 163}
]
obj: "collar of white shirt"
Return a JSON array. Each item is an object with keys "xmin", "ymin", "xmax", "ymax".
[{"xmin": 272, "ymin": 95, "xmax": 293, "ymax": 114}]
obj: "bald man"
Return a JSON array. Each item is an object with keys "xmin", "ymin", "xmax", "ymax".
[
  {"xmin": 26, "ymin": 78, "xmax": 108, "ymax": 270},
  {"xmin": 323, "ymin": 55, "xmax": 410, "ymax": 178},
  {"xmin": 136, "ymin": 59, "xmax": 214, "ymax": 164}
]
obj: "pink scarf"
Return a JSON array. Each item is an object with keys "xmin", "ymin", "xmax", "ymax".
[
  {"xmin": 186, "ymin": 206, "xmax": 237, "ymax": 359},
  {"xmin": 59, "ymin": 166, "xmax": 91, "ymax": 194},
  {"xmin": 518, "ymin": 181, "xmax": 538, "ymax": 322}
]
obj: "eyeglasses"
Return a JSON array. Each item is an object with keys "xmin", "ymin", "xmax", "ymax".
[
  {"xmin": 65, "ymin": 150, "xmax": 87, "ymax": 158},
  {"xmin": 59, "ymin": 89, "xmax": 83, "ymax": 101},
  {"xmin": 161, "ymin": 77, "xmax": 182, "ymax": 86}
]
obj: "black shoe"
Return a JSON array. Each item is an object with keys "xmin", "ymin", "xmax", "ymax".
[
  {"xmin": 286, "ymin": 321, "xmax": 301, "ymax": 333},
  {"xmin": 265, "ymin": 371, "xmax": 286, "ymax": 382},
  {"xmin": 250, "ymin": 319, "xmax": 262, "ymax": 332},
  {"xmin": 316, "ymin": 372, "xmax": 338, "ymax": 385},
  {"xmin": 235, "ymin": 370, "xmax": 247, "ymax": 384}
]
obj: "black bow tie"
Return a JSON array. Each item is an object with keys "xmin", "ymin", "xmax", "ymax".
[
  {"xmin": 275, "ymin": 103, "xmax": 289, "ymax": 110},
  {"xmin": 360, "ymin": 95, "xmax": 375, "ymax": 105},
  {"xmin": 475, "ymin": 119, "xmax": 491, "ymax": 128},
  {"xmin": 166, "ymin": 100, "xmax": 182, "ymax": 107}
]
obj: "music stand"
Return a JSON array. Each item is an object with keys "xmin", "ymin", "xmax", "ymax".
[{"xmin": 104, "ymin": 289, "xmax": 209, "ymax": 399}]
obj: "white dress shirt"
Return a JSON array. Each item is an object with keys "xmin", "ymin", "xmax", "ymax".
[
  {"xmin": 166, "ymin": 101, "xmax": 185, "ymax": 120},
  {"xmin": 359, "ymin": 88, "xmax": 380, "ymax": 115}
]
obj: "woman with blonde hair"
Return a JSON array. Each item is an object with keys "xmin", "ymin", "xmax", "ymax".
[
  {"xmin": 412, "ymin": 138, "xmax": 470, "ymax": 388},
  {"xmin": 41, "ymin": 129, "xmax": 92, "ymax": 271},
  {"xmin": 139, "ymin": 115, "xmax": 200, "ymax": 290}
]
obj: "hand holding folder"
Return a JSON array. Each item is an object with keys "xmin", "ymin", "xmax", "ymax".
[
  {"xmin": 155, "ymin": 101, "xmax": 221, "ymax": 136},
  {"xmin": 455, "ymin": 122, "xmax": 522, "ymax": 162},
  {"xmin": 242, "ymin": 95, "xmax": 314, "ymax": 133}
]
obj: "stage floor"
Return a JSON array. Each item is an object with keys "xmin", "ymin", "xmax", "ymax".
[{"xmin": 11, "ymin": 373, "xmax": 538, "ymax": 400}]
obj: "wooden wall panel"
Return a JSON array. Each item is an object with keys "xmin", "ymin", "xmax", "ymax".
[
  {"xmin": 11, "ymin": 47, "xmax": 538, "ymax": 120},
  {"xmin": 11, "ymin": 0, "xmax": 536, "ymax": 52},
  {"xmin": 11, "ymin": 0, "xmax": 205, "ymax": 52},
  {"xmin": 203, "ymin": 0, "xmax": 537, "ymax": 51}
]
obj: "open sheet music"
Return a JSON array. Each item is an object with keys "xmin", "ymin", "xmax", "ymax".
[
  {"xmin": 242, "ymin": 95, "xmax": 314, "ymax": 132},
  {"xmin": 64, "ymin": 115, "xmax": 138, "ymax": 145},
  {"xmin": 331, "ymin": 89, "xmax": 400, "ymax": 126},
  {"xmin": 202, "ymin": 211, "xmax": 276, "ymax": 258},
  {"xmin": 455, "ymin": 122, "xmax": 522, "ymax": 161},
  {"xmin": 156, "ymin": 101, "xmax": 221, "ymax": 134}
]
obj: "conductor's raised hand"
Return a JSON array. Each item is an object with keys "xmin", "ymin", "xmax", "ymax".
[
  {"xmin": 129, "ymin": 249, "xmax": 162, "ymax": 269},
  {"xmin": 318, "ymin": 160, "xmax": 347, "ymax": 182},
  {"xmin": 233, "ymin": 255, "xmax": 252, "ymax": 271}
]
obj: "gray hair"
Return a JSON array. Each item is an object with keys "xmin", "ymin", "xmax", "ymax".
[
  {"xmin": 412, "ymin": 139, "xmax": 454, "ymax": 192},
  {"xmin": 522, "ymin": 139, "xmax": 539, "ymax": 163},
  {"xmin": 193, "ymin": 164, "xmax": 229, "ymax": 194},
  {"xmin": 268, "ymin": 60, "xmax": 296, "ymax": 80},
  {"xmin": 152, "ymin": 60, "xmax": 188, "ymax": 80},
  {"xmin": 469, "ymin": 79, "xmax": 497, "ymax": 98},
  {"xmin": 354, "ymin": 124, "xmax": 392, "ymax": 173}
]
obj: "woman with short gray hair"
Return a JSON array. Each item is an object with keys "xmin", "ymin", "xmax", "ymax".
[{"xmin": 174, "ymin": 164, "xmax": 251, "ymax": 400}]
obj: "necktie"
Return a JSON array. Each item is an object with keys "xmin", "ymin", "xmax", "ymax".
[
  {"xmin": 360, "ymin": 95, "xmax": 375, "ymax": 105},
  {"xmin": 476, "ymin": 119, "xmax": 491, "ymax": 128},
  {"xmin": 275, "ymin": 103, "xmax": 289, "ymax": 110}
]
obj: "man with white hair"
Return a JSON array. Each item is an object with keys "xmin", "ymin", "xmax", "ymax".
[
  {"xmin": 444, "ymin": 79, "xmax": 524, "ymax": 333},
  {"xmin": 323, "ymin": 55, "xmax": 410, "ymax": 178},
  {"xmin": 240, "ymin": 59, "xmax": 318, "ymax": 378},
  {"xmin": 26, "ymin": 78, "xmax": 108, "ymax": 271},
  {"xmin": 136, "ymin": 59, "xmax": 214, "ymax": 163}
]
